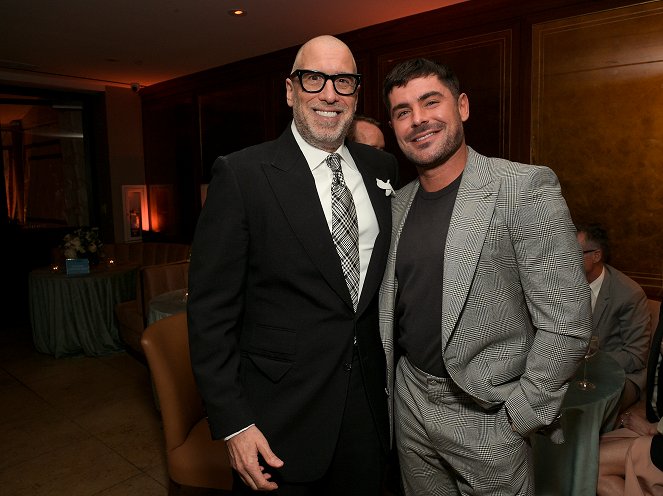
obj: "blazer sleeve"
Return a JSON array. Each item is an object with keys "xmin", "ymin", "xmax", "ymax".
[
  {"xmin": 504, "ymin": 165, "xmax": 593, "ymax": 435},
  {"xmin": 187, "ymin": 155, "xmax": 254, "ymax": 439}
]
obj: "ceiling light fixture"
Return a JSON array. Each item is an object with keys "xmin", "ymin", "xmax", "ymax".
[{"xmin": 228, "ymin": 9, "xmax": 247, "ymax": 17}]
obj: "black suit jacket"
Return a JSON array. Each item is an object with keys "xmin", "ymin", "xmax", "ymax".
[{"xmin": 187, "ymin": 126, "xmax": 399, "ymax": 482}]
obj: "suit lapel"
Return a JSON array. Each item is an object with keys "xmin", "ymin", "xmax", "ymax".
[
  {"xmin": 442, "ymin": 149, "xmax": 499, "ymax": 346},
  {"xmin": 593, "ymin": 267, "xmax": 611, "ymax": 337},
  {"xmin": 352, "ymin": 145, "xmax": 392, "ymax": 314},
  {"xmin": 262, "ymin": 130, "xmax": 351, "ymax": 307}
]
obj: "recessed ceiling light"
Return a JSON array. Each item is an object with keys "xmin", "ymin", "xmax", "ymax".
[{"xmin": 228, "ymin": 9, "xmax": 247, "ymax": 17}]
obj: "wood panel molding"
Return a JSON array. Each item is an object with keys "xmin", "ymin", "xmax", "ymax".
[
  {"xmin": 531, "ymin": 1, "xmax": 663, "ymax": 297},
  {"xmin": 139, "ymin": 0, "xmax": 662, "ymax": 297}
]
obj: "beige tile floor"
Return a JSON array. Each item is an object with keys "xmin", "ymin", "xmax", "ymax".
[
  {"xmin": 0, "ymin": 322, "xmax": 170, "ymax": 496},
  {"xmin": 0, "ymin": 321, "xmax": 401, "ymax": 496}
]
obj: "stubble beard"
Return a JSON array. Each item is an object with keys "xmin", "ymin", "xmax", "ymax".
[
  {"xmin": 292, "ymin": 102, "xmax": 353, "ymax": 152},
  {"xmin": 403, "ymin": 123, "xmax": 464, "ymax": 170}
]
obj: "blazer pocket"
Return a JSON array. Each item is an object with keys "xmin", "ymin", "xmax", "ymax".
[
  {"xmin": 248, "ymin": 354, "xmax": 293, "ymax": 383},
  {"xmin": 247, "ymin": 324, "xmax": 297, "ymax": 383}
]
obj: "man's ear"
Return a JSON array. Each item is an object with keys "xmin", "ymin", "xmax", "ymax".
[
  {"xmin": 593, "ymin": 249, "xmax": 603, "ymax": 263},
  {"xmin": 458, "ymin": 93, "xmax": 469, "ymax": 122},
  {"xmin": 286, "ymin": 78, "xmax": 295, "ymax": 108}
]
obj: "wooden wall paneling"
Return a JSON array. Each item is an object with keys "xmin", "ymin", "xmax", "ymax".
[
  {"xmin": 138, "ymin": 0, "xmax": 655, "ymax": 246},
  {"xmin": 376, "ymin": 30, "xmax": 514, "ymax": 184},
  {"xmin": 142, "ymin": 94, "xmax": 198, "ymax": 242},
  {"xmin": 352, "ymin": 54, "xmax": 369, "ymax": 119},
  {"xmin": 143, "ymin": 50, "xmax": 295, "ymax": 239},
  {"xmin": 350, "ymin": 52, "xmax": 380, "ymax": 125},
  {"xmin": 198, "ymin": 79, "xmax": 268, "ymax": 182},
  {"xmin": 531, "ymin": 0, "xmax": 663, "ymax": 297},
  {"xmin": 268, "ymin": 69, "xmax": 292, "ymax": 141}
]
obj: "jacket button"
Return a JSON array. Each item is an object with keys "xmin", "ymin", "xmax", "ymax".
[{"xmin": 344, "ymin": 362, "xmax": 352, "ymax": 372}]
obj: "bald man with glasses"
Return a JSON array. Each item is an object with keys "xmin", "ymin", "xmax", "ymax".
[{"xmin": 188, "ymin": 35, "xmax": 398, "ymax": 495}]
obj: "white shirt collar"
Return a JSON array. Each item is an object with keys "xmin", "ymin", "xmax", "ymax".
[
  {"xmin": 291, "ymin": 121, "xmax": 357, "ymax": 172},
  {"xmin": 589, "ymin": 266, "xmax": 605, "ymax": 310}
]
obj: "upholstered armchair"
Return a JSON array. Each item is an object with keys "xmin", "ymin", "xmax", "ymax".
[
  {"xmin": 115, "ymin": 259, "xmax": 190, "ymax": 357},
  {"xmin": 141, "ymin": 312, "xmax": 232, "ymax": 493}
]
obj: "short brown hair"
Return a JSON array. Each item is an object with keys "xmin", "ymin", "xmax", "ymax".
[
  {"xmin": 383, "ymin": 58, "xmax": 461, "ymax": 111},
  {"xmin": 576, "ymin": 223, "xmax": 611, "ymax": 263}
]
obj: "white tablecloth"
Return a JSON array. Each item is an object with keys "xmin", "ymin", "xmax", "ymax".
[{"xmin": 147, "ymin": 288, "xmax": 187, "ymax": 325}]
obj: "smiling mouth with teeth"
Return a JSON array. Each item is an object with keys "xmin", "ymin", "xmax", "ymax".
[
  {"xmin": 316, "ymin": 110, "xmax": 339, "ymax": 117},
  {"xmin": 414, "ymin": 132, "xmax": 436, "ymax": 142}
]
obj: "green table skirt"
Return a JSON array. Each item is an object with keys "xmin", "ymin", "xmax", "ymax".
[{"xmin": 29, "ymin": 265, "xmax": 137, "ymax": 357}]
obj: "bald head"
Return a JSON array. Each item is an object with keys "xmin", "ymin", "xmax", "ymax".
[
  {"xmin": 291, "ymin": 35, "xmax": 357, "ymax": 74},
  {"xmin": 286, "ymin": 35, "xmax": 360, "ymax": 152}
]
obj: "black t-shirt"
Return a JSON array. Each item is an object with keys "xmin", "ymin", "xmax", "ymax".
[{"xmin": 395, "ymin": 175, "xmax": 461, "ymax": 377}]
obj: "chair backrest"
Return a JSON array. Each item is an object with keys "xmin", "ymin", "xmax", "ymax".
[
  {"xmin": 142, "ymin": 312, "xmax": 233, "ymax": 490},
  {"xmin": 140, "ymin": 261, "xmax": 189, "ymax": 321},
  {"xmin": 103, "ymin": 242, "xmax": 190, "ymax": 266},
  {"xmin": 141, "ymin": 312, "xmax": 204, "ymax": 452}
]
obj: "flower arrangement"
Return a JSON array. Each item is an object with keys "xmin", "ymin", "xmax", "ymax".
[{"xmin": 62, "ymin": 227, "xmax": 103, "ymax": 261}]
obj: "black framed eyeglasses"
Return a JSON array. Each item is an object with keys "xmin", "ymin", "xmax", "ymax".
[
  {"xmin": 583, "ymin": 249, "xmax": 598, "ymax": 254},
  {"xmin": 289, "ymin": 69, "xmax": 361, "ymax": 96}
]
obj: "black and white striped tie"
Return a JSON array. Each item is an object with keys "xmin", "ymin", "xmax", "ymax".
[{"xmin": 326, "ymin": 153, "xmax": 359, "ymax": 311}]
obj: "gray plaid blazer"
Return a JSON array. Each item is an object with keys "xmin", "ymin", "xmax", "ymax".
[{"xmin": 379, "ymin": 146, "xmax": 592, "ymax": 442}]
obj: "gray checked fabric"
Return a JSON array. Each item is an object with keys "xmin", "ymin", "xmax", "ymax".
[
  {"xmin": 326, "ymin": 153, "xmax": 359, "ymax": 310},
  {"xmin": 395, "ymin": 356, "xmax": 533, "ymax": 495}
]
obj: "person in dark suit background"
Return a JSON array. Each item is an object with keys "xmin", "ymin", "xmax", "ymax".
[
  {"xmin": 187, "ymin": 35, "xmax": 399, "ymax": 495},
  {"xmin": 576, "ymin": 223, "xmax": 651, "ymax": 413}
]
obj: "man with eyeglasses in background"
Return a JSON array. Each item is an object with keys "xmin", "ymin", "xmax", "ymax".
[
  {"xmin": 576, "ymin": 223, "xmax": 651, "ymax": 415},
  {"xmin": 187, "ymin": 35, "xmax": 398, "ymax": 495}
]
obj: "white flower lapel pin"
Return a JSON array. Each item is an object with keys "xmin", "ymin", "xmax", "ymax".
[{"xmin": 376, "ymin": 178, "xmax": 395, "ymax": 197}]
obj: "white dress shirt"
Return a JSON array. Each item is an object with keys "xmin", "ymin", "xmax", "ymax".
[
  {"xmin": 224, "ymin": 123, "xmax": 379, "ymax": 441},
  {"xmin": 589, "ymin": 266, "xmax": 605, "ymax": 312},
  {"xmin": 291, "ymin": 121, "xmax": 378, "ymax": 298}
]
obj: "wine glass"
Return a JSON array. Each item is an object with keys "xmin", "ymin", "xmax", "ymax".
[{"xmin": 577, "ymin": 336, "xmax": 600, "ymax": 390}]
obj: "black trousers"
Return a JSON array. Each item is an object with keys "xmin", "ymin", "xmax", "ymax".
[{"xmin": 232, "ymin": 352, "xmax": 386, "ymax": 496}]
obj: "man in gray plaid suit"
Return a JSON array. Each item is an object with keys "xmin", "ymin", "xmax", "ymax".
[{"xmin": 379, "ymin": 58, "xmax": 593, "ymax": 495}]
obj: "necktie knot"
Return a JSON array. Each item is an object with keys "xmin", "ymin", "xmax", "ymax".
[
  {"xmin": 326, "ymin": 153, "xmax": 345, "ymax": 188},
  {"xmin": 326, "ymin": 153, "xmax": 342, "ymax": 172}
]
